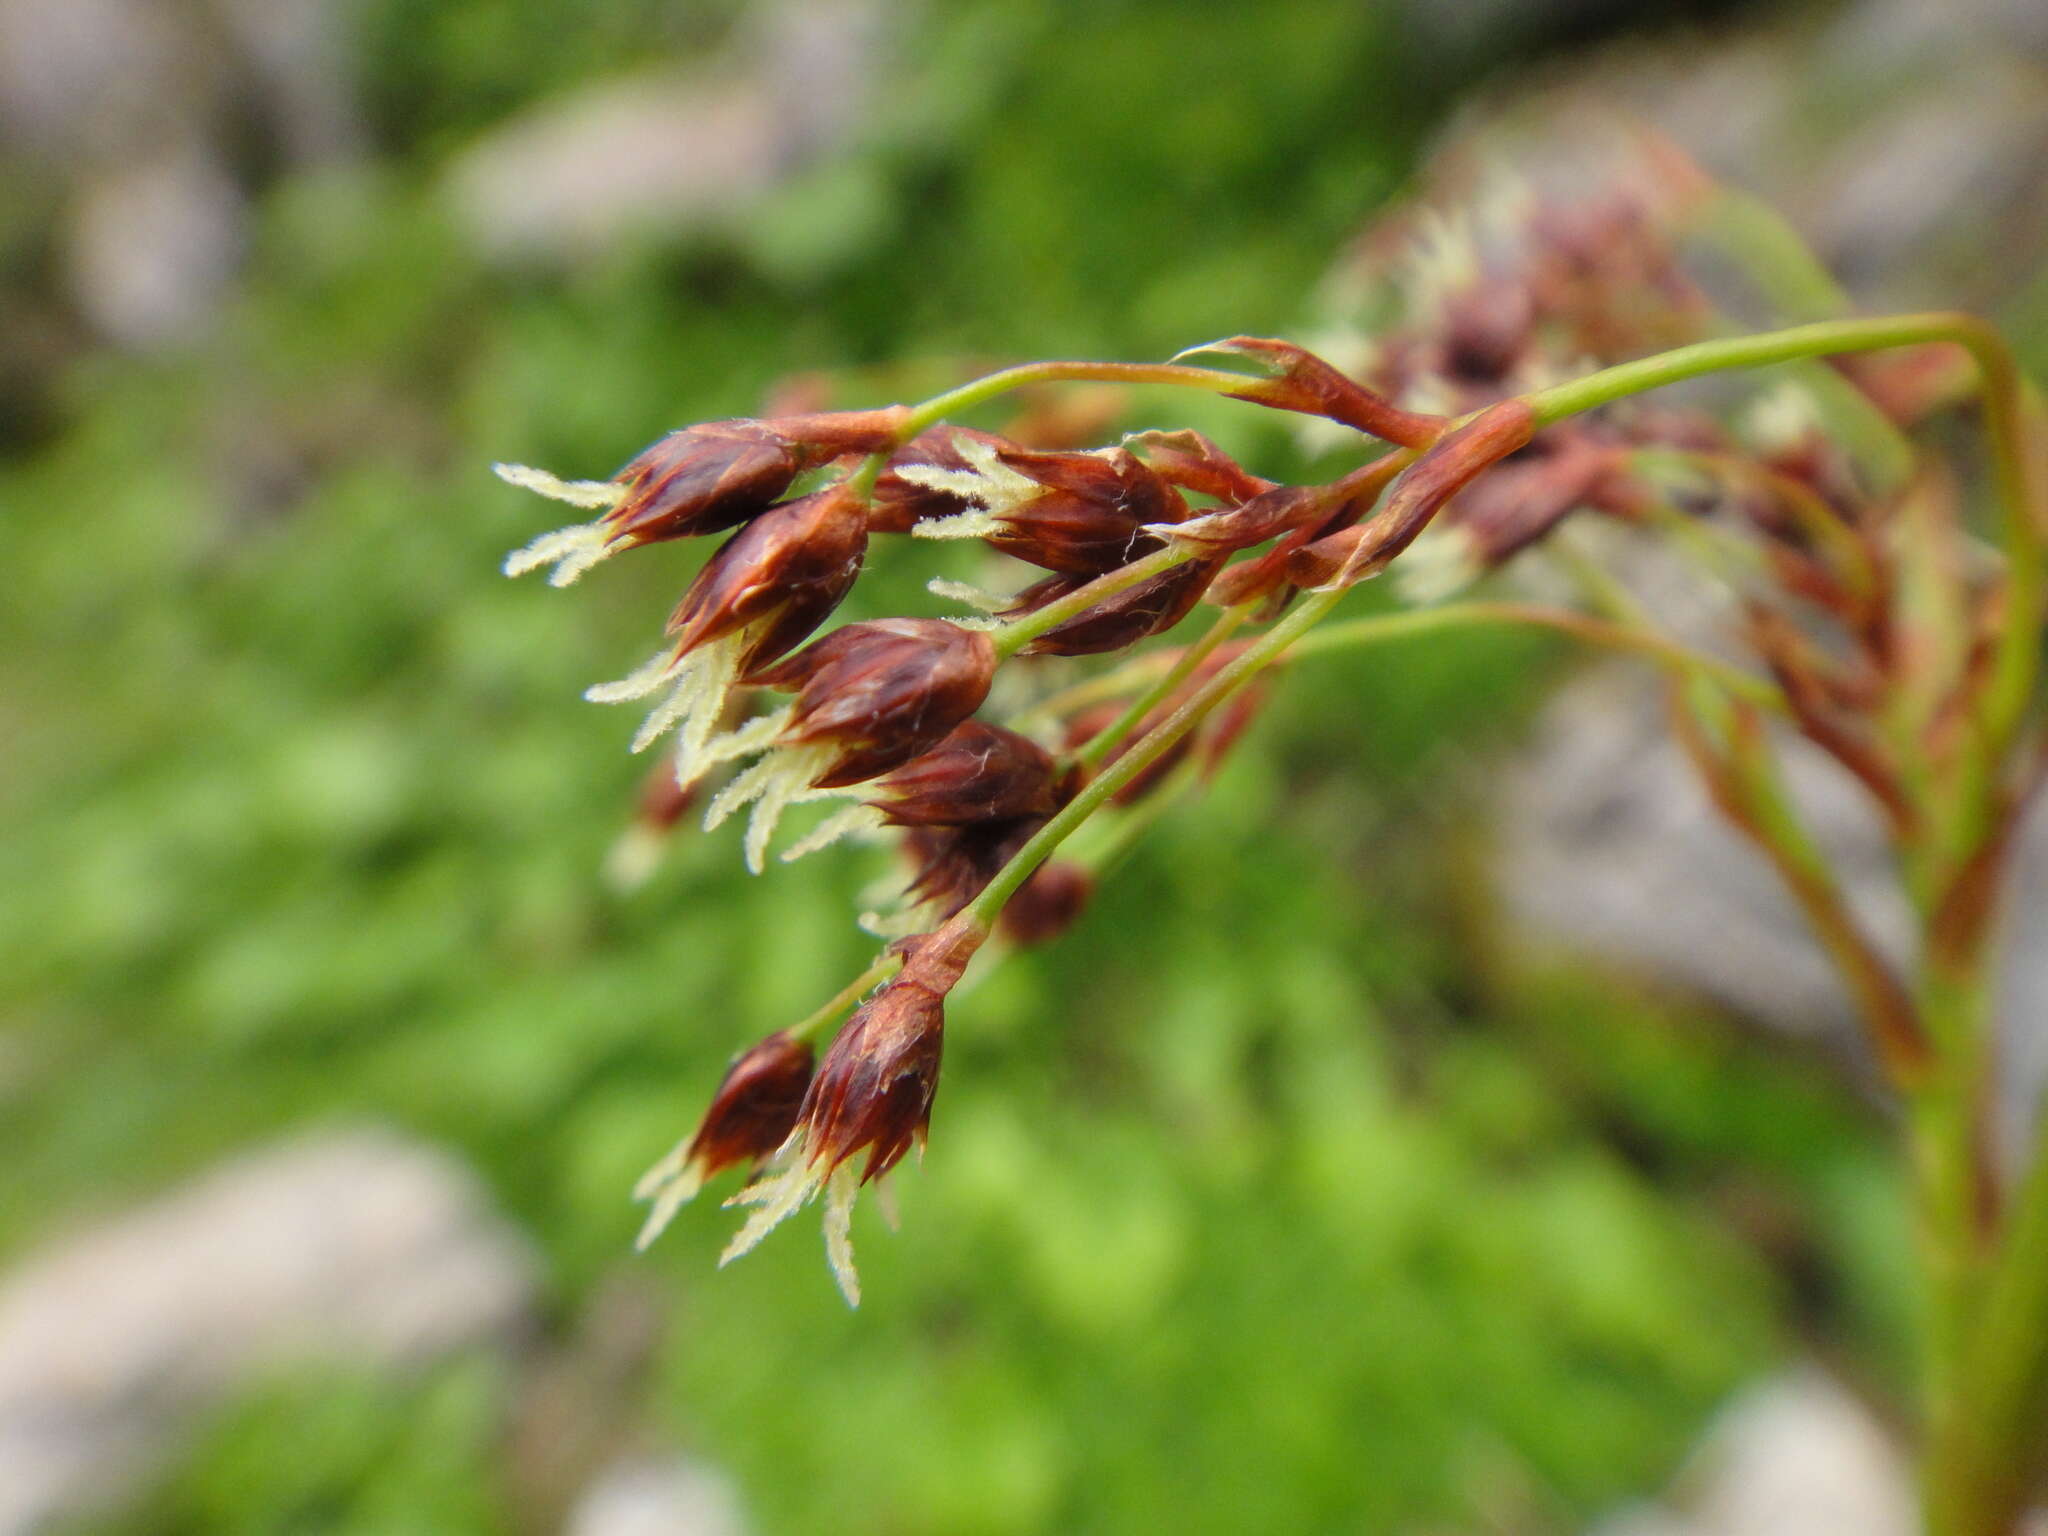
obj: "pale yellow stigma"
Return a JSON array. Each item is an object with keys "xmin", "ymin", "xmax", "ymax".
[{"xmin": 496, "ymin": 463, "xmax": 628, "ymax": 586}]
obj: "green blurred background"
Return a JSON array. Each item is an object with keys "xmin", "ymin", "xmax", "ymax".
[{"xmin": 6, "ymin": 0, "xmax": 2043, "ymax": 1531}]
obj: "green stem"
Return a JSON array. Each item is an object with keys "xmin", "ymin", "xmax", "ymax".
[
  {"xmin": 964, "ymin": 580, "xmax": 1348, "ymax": 928},
  {"xmin": 1936, "ymin": 1097, "xmax": 2048, "ymax": 1536},
  {"xmin": 1073, "ymin": 605, "xmax": 1250, "ymax": 770},
  {"xmin": 785, "ymin": 951, "xmax": 902, "ymax": 1042},
  {"xmin": 1916, "ymin": 963, "xmax": 2001, "ymax": 1536},
  {"xmin": 898, "ymin": 360, "xmax": 1267, "ymax": 441},
  {"xmin": 987, "ymin": 544, "xmax": 1197, "ymax": 658}
]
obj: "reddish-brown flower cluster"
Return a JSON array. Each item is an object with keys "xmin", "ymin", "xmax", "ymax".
[
  {"xmin": 494, "ymin": 282, "xmax": 1564, "ymax": 1297},
  {"xmin": 501, "ymin": 362, "xmax": 1454, "ymax": 1293},
  {"xmin": 631, "ymin": 1030, "xmax": 814, "ymax": 1247},
  {"xmin": 718, "ymin": 923, "xmax": 980, "ymax": 1304},
  {"xmin": 500, "ymin": 130, "xmax": 2005, "ymax": 1304}
]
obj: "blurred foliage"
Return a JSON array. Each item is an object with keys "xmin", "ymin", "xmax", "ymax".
[{"xmin": 2, "ymin": 0, "xmax": 1918, "ymax": 1532}]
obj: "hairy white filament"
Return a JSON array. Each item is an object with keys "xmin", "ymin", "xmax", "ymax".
[{"xmin": 496, "ymin": 463, "xmax": 628, "ymax": 586}]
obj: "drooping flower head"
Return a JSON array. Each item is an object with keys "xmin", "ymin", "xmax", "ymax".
[
  {"xmin": 721, "ymin": 923, "xmax": 982, "ymax": 1305},
  {"xmin": 699, "ymin": 618, "xmax": 1000, "ymax": 871},
  {"xmin": 632, "ymin": 1030, "xmax": 815, "ymax": 1249},
  {"xmin": 499, "ymin": 408, "xmax": 907, "ymax": 585},
  {"xmin": 885, "ymin": 430, "xmax": 1189, "ymax": 575},
  {"xmin": 583, "ymin": 480, "xmax": 870, "ymax": 793}
]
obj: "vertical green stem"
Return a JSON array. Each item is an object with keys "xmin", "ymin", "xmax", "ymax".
[{"xmin": 1914, "ymin": 960, "xmax": 1995, "ymax": 1533}]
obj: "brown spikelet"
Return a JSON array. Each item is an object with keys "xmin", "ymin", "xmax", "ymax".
[{"xmin": 751, "ymin": 619, "xmax": 998, "ymax": 788}]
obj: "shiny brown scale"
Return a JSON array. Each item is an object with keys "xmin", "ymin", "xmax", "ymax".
[
  {"xmin": 749, "ymin": 618, "xmax": 998, "ymax": 788},
  {"xmin": 868, "ymin": 721, "xmax": 1063, "ymax": 827},
  {"xmin": 664, "ymin": 481, "xmax": 869, "ymax": 673}
]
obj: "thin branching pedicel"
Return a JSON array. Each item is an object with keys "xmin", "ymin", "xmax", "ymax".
[{"xmin": 497, "ymin": 132, "xmax": 2047, "ymax": 1536}]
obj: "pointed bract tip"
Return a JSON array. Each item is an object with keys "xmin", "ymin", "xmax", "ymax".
[{"xmin": 1167, "ymin": 337, "xmax": 1285, "ymax": 374}]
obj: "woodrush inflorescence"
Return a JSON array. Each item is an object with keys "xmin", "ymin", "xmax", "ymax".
[{"xmin": 496, "ymin": 136, "xmax": 2048, "ymax": 1534}]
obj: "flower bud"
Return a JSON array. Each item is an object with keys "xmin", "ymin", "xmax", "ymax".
[
  {"xmin": 666, "ymin": 479, "xmax": 870, "ymax": 673},
  {"xmin": 632, "ymin": 1029, "xmax": 815, "ymax": 1248},
  {"xmin": 867, "ymin": 721, "xmax": 1063, "ymax": 826},
  {"xmin": 1019, "ymin": 554, "xmax": 1224, "ymax": 657},
  {"xmin": 500, "ymin": 407, "xmax": 906, "ymax": 585},
  {"xmin": 799, "ymin": 974, "xmax": 947, "ymax": 1186},
  {"xmin": 580, "ymin": 480, "xmax": 871, "ymax": 784},
  {"xmin": 620, "ymin": 409, "xmax": 905, "ymax": 545},
  {"xmin": 902, "ymin": 817, "xmax": 1041, "ymax": 919},
  {"xmin": 605, "ymin": 421, "xmax": 808, "ymax": 544},
  {"xmin": 749, "ymin": 618, "xmax": 998, "ymax": 788},
  {"xmin": 888, "ymin": 431, "xmax": 1189, "ymax": 575}
]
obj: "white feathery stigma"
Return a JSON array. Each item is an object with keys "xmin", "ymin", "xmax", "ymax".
[
  {"xmin": 632, "ymin": 1138, "xmax": 708, "ymax": 1252},
  {"xmin": 926, "ymin": 576, "xmax": 1011, "ymax": 614},
  {"xmin": 703, "ymin": 744, "xmax": 838, "ymax": 874},
  {"xmin": 822, "ymin": 1165, "xmax": 863, "ymax": 1305},
  {"xmin": 780, "ymin": 802, "xmax": 887, "ymax": 863},
  {"xmin": 496, "ymin": 463, "xmax": 627, "ymax": 586},
  {"xmin": 584, "ymin": 632, "xmax": 750, "ymax": 783},
  {"xmin": 720, "ymin": 1140, "xmax": 826, "ymax": 1264},
  {"xmin": 899, "ymin": 432, "xmax": 1041, "ymax": 541}
]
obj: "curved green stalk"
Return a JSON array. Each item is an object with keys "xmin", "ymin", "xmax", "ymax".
[
  {"xmin": 1072, "ymin": 605, "xmax": 1250, "ymax": 771},
  {"xmin": 785, "ymin": 951, "xmax": 902, "ymax": 1042},
  {"xmin": 899, "ymin": 360, "xmax": 1271, "ymax": 441}
]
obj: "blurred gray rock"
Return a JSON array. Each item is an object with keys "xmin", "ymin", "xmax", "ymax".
[
  {"xmin": 567, "ymin": 1456, "xmax": 750, "ymax": 1536},
  {"xmin": 0, "ymin": 1127, "xmax": 537, "ymax": 1536},
  {"xmin": 1493, "ymin": 637, "xmax": 2048, "ymax": 1151},
  {"xmin": 64, "ymin": 143, "xmax": 245, "ymax": 349},
  {"xmin": 1592, "ymin": 1367, "xmax": 1915, "ymax": 1536},
  {"xmin": 0, "ymin": 0, "xmax": 363, "ymax": 350},
  {"xmin": 444, "ymin": 0, "xmax": 884, "ymax": 265}
]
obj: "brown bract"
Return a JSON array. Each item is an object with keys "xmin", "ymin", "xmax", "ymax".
[
  {"xmin": 1124, "ymin": 429, "xmax": 1275, "ymax": 503},
  {"xmin": 1288, "ymin": 401, "xmax": 1535, "ymax": 589},
  {"xmin": 608, "ymin": 408, "xmax": 908, "ymax": 547},
  {"xmin": 798, "ymin": 928, "xmax": 979, "ymax": 1183},
  {"xmin": 1019, "ymin": 555, "xmax": 1224, "ymax": 657},
  {"xmin": 750, "ymin": 618, "xmax": 998, "ymax": 788},
  {"xmin": 1199, "ymin": 335, "xmax": 1443, "ymax": 449},
  {"xmin": 868, "ymin": 721, "xmax": 1063, "ymax": 827},
  {"xmin": 679, "ymin": 1030, "xmax": 816, "ymax": 1183},
  {"xmin": 664, "ymin": 480, "xmax": 870, "ymax": 672},
  {"xmin": 1158, "ymin": 481, "xmax": 1346, "ymax": 555}
]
